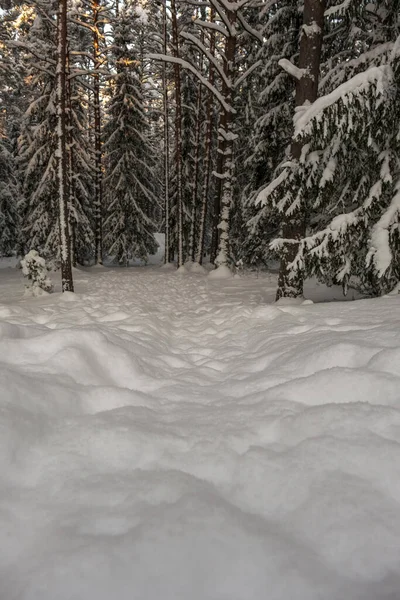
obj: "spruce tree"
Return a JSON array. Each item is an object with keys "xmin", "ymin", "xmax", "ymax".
[
  {"xmin": 0, "ymin": 138, "xmax": 19, "ymax": 256},
  {"xmin": 264, "ymin": 0, "xmax": 400, "ymax": 296},
  {"xmin": 242, "ymin": 0, "xmax": 299, "ymax": 269},
  {"xmin": 103, "ymin": 4, "xmax": 158, "ymax": 265},
  {"xmin": 17, "ymin": 5, "xmax": 60, "ymax": 259},
  {"xmin": 0, "ymin": 7, "xmax": 22, "ymax": 257},
  {"xmin": 67, "ymin": 4, "xmax": 96, "ymax": 265}
]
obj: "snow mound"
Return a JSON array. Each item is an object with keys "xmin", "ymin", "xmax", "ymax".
[
  {"xmin": 275, "ymin": 296, "xmax": 305, "ymax": 306},
  {"xmin": 58, "ymin": 290, "xmax": 78, "ymax": 302},
  {"xmin": 1, "ymin": 267, "xmax": 400, "ymax": 599},
  {"xmin": 188, "ymin": 261, "xmax": 207, "ymax": 275},
  {"xmin": 208, "ymin": 265, "xmax": 233, "ymax": 279},
  {"xmin": 176, "ymin": 264, "xmax": 189, "ymax": 275}
]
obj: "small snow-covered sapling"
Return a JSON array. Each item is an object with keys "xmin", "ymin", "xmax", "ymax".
[{"xmin": 21, "ymin": 250, "xmax": 53, "ymax": 296}]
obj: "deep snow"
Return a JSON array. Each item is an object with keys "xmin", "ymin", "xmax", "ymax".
[{"xmin": 1, "ymin": 262, "xmax": 400, "ymax": 600}]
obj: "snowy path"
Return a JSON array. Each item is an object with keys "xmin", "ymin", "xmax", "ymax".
[{"xmin": 1, "ymin": 266, "xmax": 400, "ymax": 599}]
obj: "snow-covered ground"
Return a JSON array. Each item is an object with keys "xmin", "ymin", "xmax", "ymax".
[{"xmin": 1, "ymin": 262, "xmax": 400, "ymax": 600}]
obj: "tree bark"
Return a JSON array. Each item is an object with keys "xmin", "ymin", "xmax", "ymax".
[
  {"xmin": 213, "ymin": 7, "xmax": 236, "ymax": 269},
  {"xmin": 163, "ymin": 0, "xmax": 170, "ymax": 264},
  {"xmin": 93, "ymin": 0, "xmax": 103, "ymax": 265},
  {"xmin": 196, "ymin": 7, "xmax": 215, "ymax": 265},
  {"xmin": 66, "ymin": 51, "xmax": 76, "ymax": 267},
  {"xmin": 57, "ymin": 0, "xmax": 74, "ymax": 291},
  {"xmin": 276, "ymin": 0, "xmax": 325, "ymax": 299},
  {"xmin": 209, "ymin": 113, "xmax": 224, "ymax": 265},
  {"xmin": 188, "ymin": 56, "xmax": 203, "ymax": 262},
  {"xmin": 171, "ymin": 0, "xmax": 184, "ymax": 268}
]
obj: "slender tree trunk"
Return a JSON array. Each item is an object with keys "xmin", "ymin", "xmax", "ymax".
[
  {"xmin": 196, "ymin": 9, "xmax": 215, "ymax": 265},
  {"xmin": 66, "ymin": 51, "xmax": 76, "ymax": 267},
  {"xmin": 162, "ymin": 0, "xmax": 170, "ymax": 264},
  {"xmin": 170, "ymin": 0, "xmax": 184, "ymax": 268},
  {"xmin": 188, "ymin": 62, "xmax": 203, "ymax": 262},
  {"xmin": 93, "ymin": 0, "xmax": 103, "ymax": 265},
  {"xmin": 276, "ymin": 0, "xmax": 325, "ymax": 299},
  {"xmin": 56, "ymin": 0, "xmax": 74, "ymax": 292},
  {"xmin": 210, "ymin": 111, "xmax": 225, "ymax": 265},
  {"xmin": 213, "ymin": 8, "xmax": 236, "ymax": 269}
]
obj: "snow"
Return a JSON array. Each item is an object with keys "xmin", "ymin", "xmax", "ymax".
[
  {"xmin": 1, "ymin": 265, "xmax": 400, "ymax": 599},
  {"xmin": 194, "ymin": 18, "xmax": 229, "ymax": 39},
  {"xmin": 149, "ymin": 232, "xmax": 165, "ymax": 265},
  {"xmin": 278, "ymin": 58, "xmax": 307, "ymax": 81},
  {"xmin": 184, "ymin": 260, "xmax": 207, "ymax": 275},
  {"xmin": 325, "ymin": 0, "xmax": 351, "ymax": 18},
  {"xmin": 208, "ymin": 264, "xmax": 233, "ymax": 279},
  {"xmin": 190, "ymin": 261, "xmax": 207, "ymax": 274},
  {"xmin": 294, "ymin": 65, "xmax": 393, "ymax": 138},
  {"xmin": 180, "ymin": 31, "xmax": 230, "ymax": 89},
  {"xmin": 148, "ymin": 54, "xmax": 235, "ymax": 115},
  {"xmin": 256, "ymin": 168, "xmax": 288, "ymax": 206},
  {"xmin": 368, "ymin": 185, "xmax": 400, "ymax": 275},
  {"xmin": 21, "ymin": 250, "xmax": 53, "ymax": 296},
  {"xmin": 134, "ymin": 3, "xmax": 149, "ymax": 25},
  {"xmin": 301, "ymin": 22, "xmax": 321, "ymax": 37},
  {"xmin": 176, "ymin": 264, "xmax": 189, "ymax": 275}
]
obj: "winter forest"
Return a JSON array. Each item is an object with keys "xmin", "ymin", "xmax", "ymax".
[
  {"xmin": 0, "ymin": 0, "xmax": 399, "ymax": 295},
  {"xmin": 2, "ymin": 1, "xmax": 400, "ymax": 599}
]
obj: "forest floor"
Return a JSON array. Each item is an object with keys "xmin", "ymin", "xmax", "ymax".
[{"xmin": 1, "ymin": 259, "xmax": 400, "ymax": 599}]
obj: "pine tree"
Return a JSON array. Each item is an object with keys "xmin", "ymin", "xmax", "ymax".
[
  {"xmin": 242, "ymin": 0, "xmax": 300, "ymax": 269},
  {"xmin": 17, "ymin": 4, "xmax": 60, "ymax": 259},
  {"xmin": 67, "ymin": 77, "xmax": 95, "ymax": 265},
  {"xmin": 0, "ymin": 7, "xmax": 22, "ymax": 257},
  {"xmin": 274, "ymin": 0, "xmax": 326, "ymax": 299},
  {"xmin": 0, "ymin": 137, "xmax": 19, "ymax": 256},
  {"xmin": 103, "ymin": 3, "xmax": 158, "ymax": 264},
  {"xmin": 67, "ymin": 3, "xmax": 96, "ymax": 265},
  {"xmin": 264, "ymin": 0, "xmax": 400, "ymax": 296}
]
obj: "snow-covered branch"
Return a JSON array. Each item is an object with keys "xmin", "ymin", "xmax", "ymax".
[
  {"xmin": 208, "ymin": 0, "xmax": 235, "ymax": 36},
  {"xmin": 234, "ymin": 59, "xmax": 262, "ymax": 88},
  {"xmin": 8, "ymin": 40, "xmax": 57, "ymax": 66},
  {"xmin": 180, "ymin": 31, "xmax": 230, "ymax": 88},
  {"xmin": 256, "ymin": 168, "xmax": 289, "ymax": 207},
  {"xmin": 236, "ymin": 10, "xmax": 263, "ymax": 42},
  {"xmin": 148, "ymin": 54, "xmax": 235, "ymax": 114},
  {"xmin": 294, "ymin": 65, "xmax": 393, "ymax": 138},
  {"xmin": 325, "ymin": 0, "xmax": 351, "ymax": 18},
  {"xmin": 180, "ymin": 0, "xmax": 211, "ymax": 5},
  {"xmin": 278, "ymin": 58, "xmax": 306, "ymax": 81},
  {"xmin": 368, "ymin": 184, "xmax": 400, "ymax": 276},
  {"xmin": 194, "ymin": 18, "xmax": 229, "ymax": 38}
]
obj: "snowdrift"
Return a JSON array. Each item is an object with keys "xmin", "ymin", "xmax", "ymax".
[{"xmin": 0, "ymin": 266, "xmax": 400, "ymax": 599}]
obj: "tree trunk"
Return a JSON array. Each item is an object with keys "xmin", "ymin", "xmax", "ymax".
[
  {"xmin": 196, "ymin": 7, "xmax": 215, "ymax": 265},
  {"xmin": 276, "ymin": 0, "xmax": 325, "ymax": 299},
  {"xmin": 170, "ymin": 0, "xmax": 184, "ymax": 268},
  {"xmin": 56, "ymin": 0, "xmax": 74, "ymax": 292},
  {"xmin": 66, "ymin": 51, "xmax": 76, "ymax": 267},
  {"xmin": 188, "ymin": 59, "xmax": 203, "ymax": 262},
  {"xmin": 162, "ymin": 0, "xmax": 170, "ymax": 264},
  {"xmin": 209, "ymin": 112, "xmax": 224, "ymax": 265},
  {"xmin": 93, "ymin": 0, "xmax": 103, "ymax": 265},
  {"xmin": 213, "ymin": 8, "xmax": 236, "ymax": 269}
]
